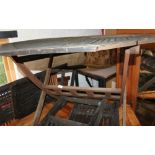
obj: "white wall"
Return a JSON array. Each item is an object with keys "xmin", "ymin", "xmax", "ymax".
[
  {"xmin": 12, "ymin": 29, "xmax": 102, "ymax": 87},
  {"xmin": 10, "ymin": 29, "xmax": 101, "ymax": 42}
]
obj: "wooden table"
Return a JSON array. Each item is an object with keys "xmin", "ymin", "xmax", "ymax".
[{"xmin": 0, "ymin": 34, "xmax": 155, "ymax": 125}]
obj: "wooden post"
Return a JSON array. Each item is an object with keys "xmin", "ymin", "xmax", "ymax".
[
  {"xmin": 2, "ymin": 57, "xmax": 16, "ymax": 82},
  {"xmin": 32, "ymin": 56, "xmax": 53, "ymax": 125},
  {"xmin": 127, "ymin": 51, "xmax": 141, "ymax": 111},
  {"xmin": 11, "ymin": 56, "xmax": 57, "ymax": 99},
  {"xmin": 120, "ymin": 50, "xmax": 130, "ymax": 126},
  {"xmin": 120, "ymin": 46, "xmax": 140, "ymax": 125},
  {"xmin": 117, "ymin": 46, "xmax": 141, "ymax": 111}
]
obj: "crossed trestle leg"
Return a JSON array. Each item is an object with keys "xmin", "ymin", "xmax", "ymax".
[
  {"xmin": 11, "ymin": 56, "xmax": 57, "ymax": 125},
  {"xmin": 10, "ymin": 45, "xmax": 140, "ymax": 126}
]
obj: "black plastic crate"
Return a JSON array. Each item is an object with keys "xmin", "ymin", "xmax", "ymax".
[
  {"xmin": 41, "ymin": 98, "xmax": 120, "ymax": 126},
  {"xmin": 0, "ymin": 84, "xmax": 14, "ymax": 125}
]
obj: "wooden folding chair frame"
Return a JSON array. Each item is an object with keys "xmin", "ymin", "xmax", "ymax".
[{"xmin": 10, "ymin": 45, "xmax": 140, "ymax": 126}]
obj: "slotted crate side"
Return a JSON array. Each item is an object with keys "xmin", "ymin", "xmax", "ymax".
[
  {"xmin": 0, "ymin": 84, "xmax": 14, "ymax": 125},
  {"xmin": 69, "ymin": 104, "xmax": 97, "ymax": 124},
  {"xmin": 12, "ymin": 71, "xmax": 53, "ymax": 119},
  {"xmin": 69, "ymin": 101, "xmax": 119, "ymax": 126}
]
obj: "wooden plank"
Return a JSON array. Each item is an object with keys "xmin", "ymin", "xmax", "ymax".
[
  {"xmin": 0, "ymin": 39, "xmax": 9, "ymax": 45},
  {"xmin": 32, "ymin": 57, "xmax": 53, "ymax": 125},
  {"xmin": 119, "ymin": 105, "xmax": 140, "ymax": 126},
  {"xmin": 11, "ymin": 56, "xmax": 58, "ymax": 99},
  {"xmin": 120, "ymin": 49, "xmax": 130, "ymax": 126},
  {"xmin": 119, "ymin": 46, "xmax": 140, "ymax": 125},
  {"xmin": 78, "ymin": 66, "xmax": 116, "ymax": 79},
  {"xmin": 45, "ymin": 85, "xmax": 121, "ymax": 100},
  {"xmin": 104, "ymin": 29, "xmax": 117, "ymax": 35},
  {"xmin": 46, "ymin": 97, "xmax": 67, "ymax": 116},
  {"xmin": 2, "ymin": 35, "xmax": 155, "ymax": 56},
  {"xmin": 127, "ymin": 49, "xmax": 141, "ymax": 111},
  {"xmin": 138, "ymin": 91, "xmax": 155, "ymax": 99},
  {"xmin": 116, "ymin": 29, "xmax": 155, "ymax": 50},
  {"xmin": 45, "ymin": 85, "xmax": 121, "ymax": 94},
  {"xmin": 117, "ymin": 29, "xmax": 155, "ymax": 34},
  {"xmin": 2, "ymin": 56, "xmax": 16, "ymax": 83},
  {"xmin": 2, "ymin": 56, "xmax": 12, "ymax": 82},
  {"xmin": 6, "ymin": 57, "xmax": 16, "ymax": 81}
]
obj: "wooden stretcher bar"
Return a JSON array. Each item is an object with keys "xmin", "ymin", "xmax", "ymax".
[{"xmin": 44, "ymin": 85, "xmax": 121, "ymax": 100}]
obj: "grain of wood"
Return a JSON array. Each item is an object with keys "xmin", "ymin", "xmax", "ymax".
[
  {"xmin": 1, "ymin": 35, "xmax": 155, "ymax": 56},
  {"xmin": 138, "ymin": 91, "xmax": 155, "ymax": 99},
  {"xmin": 119, "ymin": 105, "xmax": 140, "ymax": 126}
]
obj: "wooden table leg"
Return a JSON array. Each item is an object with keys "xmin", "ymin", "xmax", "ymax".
[
  {"xmin": 119, "ymin": 46, "xmax": 140, "ymax": 125},
  {"xmin": 10, "ymin": 56, "xmax": 59, "ymax": 125},
  {"xmin": 11, "ymin": 56, "xmax": 57, "ymax": 99},
  {"xmin": 32, "ymin": 57, "xmax": 53, "ymax": 125},
  {"xmin": 120, "ymin": 49, "xmax": 130, "ymax": 126},
  {"xmin": 116, "ymin": 46, "xmax": 141, "ymax": 110},
  {"xmin": 127, "ymin": 50, "xmax": 141, "ymax": 111}
]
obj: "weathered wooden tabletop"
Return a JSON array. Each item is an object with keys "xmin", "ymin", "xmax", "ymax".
[{"xmin": 0, "ymin": 34, "xmax": 155, "ymax": 56}]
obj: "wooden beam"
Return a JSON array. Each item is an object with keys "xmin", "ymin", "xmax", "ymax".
[
  {"xmin": 0, "ymin": 39, "xmax": 9, "ymax": 44},
  {"xmin": 32, "ymin": 57, "xmax": 54, "ymax": 125},
  {"xmin": 119, "ymin": 105, "xmax": 140, "ymax": 126},
  {"xmin": 2, "ymin": 56, "xmax": 12, "ymax": 82},
  {"xmin": 120, "ymin": 49, "xmax": 130, "ymax": 126},
  {"xmin": 10, "ymin": 56, "xmax": 58, "ymax": 99},
  {"xmin": 138, "ymin": 91, "xmax": 155, "ymax": 99},
  {"xmin": 116, "ymin": 29, "xmax": 155, "ymax": 34},
  {"xmin": 126, "ymin": 48, "xmax": 141, "ymax": 111},
  {"xmin": 6, "ymin": 57, "xmax": 16, "ymax": 81},
  {"xmin": 45, "ymin": 85, "xmax": 121, "ymax": 100}
]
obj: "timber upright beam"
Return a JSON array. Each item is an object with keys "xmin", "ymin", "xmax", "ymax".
[
  {"xmin": 126, "ymin": 46, "xmax": 141, "ymax": 111},
  {"xmin": 32, "ymin": 56, "xmax": 54, "ymax": 125},
  {"xmin": 10, "ymin": 56, "xmax": 58, "ymax": 125},
  {"xmin": 117, "ymin": 46, "xmax": 140, "ymax": 112},
  {"xmin": 119, "ymin": 46, "xmax": 140, "ymax": 125}
]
